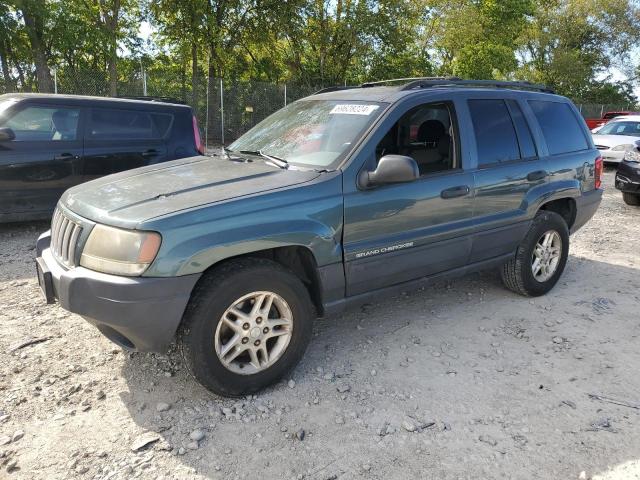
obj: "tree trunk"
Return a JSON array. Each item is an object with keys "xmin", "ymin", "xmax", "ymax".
[
  {"xmin": 191, "ymin": 42, "xmax": 199, "ymax": 114},
  {"xmin": 180, "ymin": 55, "xmax": 187, "ymax": 102},
  {"xmin": 18, "ymin": 1, "xmax": 53, "ymax": 92},
  {"xmin": 0, "ymin": 41, "xmax": 14, "ymax": 92},
  {"xmin": 106, "ymin": 0, "xmax": 120, "ymax": 96}
]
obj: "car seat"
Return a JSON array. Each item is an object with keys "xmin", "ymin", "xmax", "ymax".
[
  {"xmin": 52, "ymin": 110, "xmax": 77, "ymax": 141},
  {"xmin": 411, "ymin": 120, "xmax": 446, "ymax": 168}
]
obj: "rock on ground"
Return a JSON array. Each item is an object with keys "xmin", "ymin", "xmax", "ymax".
[{"xmin": 1, "ymin": 170, "xmax": 640, "ymax": 479}]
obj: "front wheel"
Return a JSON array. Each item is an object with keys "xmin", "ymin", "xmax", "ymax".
[
  {"xmin": 178, "ymin": 258, "xmax": 314, "ymax": 396},
  {"xmin": 622, "ymin": 192, "xmax": 640, "ymax": 206},
  {"xmin": 500, "ymin": 211, "xmax": 569, "ymax": 297}
]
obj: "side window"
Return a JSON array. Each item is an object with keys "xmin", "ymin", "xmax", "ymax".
[
  {"xmin": 528, "ymin": 100, "xmax": 588, "ymax": 155},
  {"xmin": 3, "ymin": 106, "xmax": 80, "ymax": 141},
  {"xmin": 506, "ymin": 100, "xmax": 537, "ymax": 159},
  {"xmin": 468, "ymin": 99, "xmax": 520, "ymax": 166},
  {"xmin": 375, "ymin": 102, "xmax": 457, "ymax": 176},
  {"xmin": 88, "ymin": 108, "xmax": 173, "ymax": 140}
]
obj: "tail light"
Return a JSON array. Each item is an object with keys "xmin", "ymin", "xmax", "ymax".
[
  {"xmin": 192, "ymin": 115, "xmax": 204, "ymax": 155},
  {"xmin": 594, "ymin": 155, "xmax": 603, "ymax": 189}
]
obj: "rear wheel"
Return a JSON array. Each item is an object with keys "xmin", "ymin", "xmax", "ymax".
[
  {"xmin": 501, "ymin": 211, "xmax": 569, "ymax": 297},
  {"xmin": 622, "ymin": 192, "xmax": 640, "ymax": 206},
  {"xmin": 178, "ymin": 258, "xmax": 314, "ymax": 396}
]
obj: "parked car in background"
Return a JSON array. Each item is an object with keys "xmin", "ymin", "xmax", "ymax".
[
  {"xmin": 0, "ymin": 93, "xmax": 204, "ymax": 223},
  {"xmin": 586, "ymin": 111, "xmax": 639, "ymax": 131},
  {"xmin": 35, "ymin": 78, "xmax": 602, "ymax": 396},
  {"xmin": 615, "ymin": 140, "xmax": 640, "ymax": 205},
  {"xmin": 591, "ymin": 115, "xmax": 640, "ymax": 164}
]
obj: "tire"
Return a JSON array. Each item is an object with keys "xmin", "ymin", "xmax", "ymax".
[
  {"xmin": 178, "ymin": 258, "xmax": 315, "ymax": 396},
  {"xmin": 622, "ymin": 192, "xmax": 640, "ymax": 206},
  {"xmin": 500, "ymin": 211, "xmax": 570, "ymax": 297}
]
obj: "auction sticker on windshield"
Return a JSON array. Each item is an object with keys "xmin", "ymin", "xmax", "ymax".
[{"xmin": 330, "ymin": 104, "xmax": 380, "ymax": 115}]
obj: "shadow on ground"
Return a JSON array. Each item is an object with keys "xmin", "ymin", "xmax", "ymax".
[{"xmin": 118, "ymin": 255, "xmax": 640, "ymax": 479}]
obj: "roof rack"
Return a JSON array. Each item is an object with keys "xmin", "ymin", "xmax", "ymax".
[
  {"xmin": 398, "ymin": 78, "xmax": 554, "ymax": 93},
  {"xmin": 313, "ymin": 86, "xmax": 359, "ymax": 95},
  {"xmin": 118, "ymin": 95, "xmax": 186, "ymax": 104},
  {"xmin": 313, "ymin": 77, "xmax": 554, "ymax": 96},
  {"xmin": 360, "ymin": 77, "xmax": 459, "ymax": 88},
  {"xmin": 357, "ymin": 76, "xmax": 554, "ymax": 93}
]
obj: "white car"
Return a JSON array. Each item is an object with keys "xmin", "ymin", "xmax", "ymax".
[{"xmin": 592, "ymin": 115, "xmax": 640, "ymax": 164}]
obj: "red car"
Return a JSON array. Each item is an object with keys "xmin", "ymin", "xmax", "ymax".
[{"xmin": 585, "ymin": 111, "xmax": 640, "ymax": 130}]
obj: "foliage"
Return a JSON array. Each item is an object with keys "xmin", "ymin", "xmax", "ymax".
[{"xmin": 0, "ymin": 0, "xmax": 638, "ymax": 105}]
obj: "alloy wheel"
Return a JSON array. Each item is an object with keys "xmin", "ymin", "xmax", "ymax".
[
  {"xmin": 531, "ymin": 230, "xmax": 562, "ymax": 282},
  {"xmin": 214, "ymin": 291, "xmax": 293, "ymax": 375}
]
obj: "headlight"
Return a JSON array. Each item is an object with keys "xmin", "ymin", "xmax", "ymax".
[
  {"xmin": 612, "ymin": 144, "xmax": 635, "ymax": 151},
  {"xmin": 80, "ymin": 224, "xmax": 161, "ymax": 276},
  {"xmin": 624, "ymin": 148, "xmax": 640, "ymax": 163}
]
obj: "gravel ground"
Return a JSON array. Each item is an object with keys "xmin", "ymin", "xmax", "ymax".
[{"xmin": 1, "ymin": 168, "xmax": 640, "ymax": 480}]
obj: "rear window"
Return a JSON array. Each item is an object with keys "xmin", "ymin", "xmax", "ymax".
[
  {"xmin": 88, "ymin": 108, "xmax": 173, "ymax": 140},
  {"xmin": 468, "ymin": 99, "xmax": 520, "ymax": 166},
  {"xmin": 528, "ymin": 101, "xmax": 588, "ymax": 155}
]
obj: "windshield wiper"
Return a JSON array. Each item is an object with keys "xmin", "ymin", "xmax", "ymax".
[{"xmin": 236, "ymin": 149, "xmax": 289, "ymax": 169}]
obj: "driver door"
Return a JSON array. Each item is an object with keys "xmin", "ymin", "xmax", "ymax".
[{"xmin": 342, "ymin": 99, "xmax": 476, "ymax": 296}]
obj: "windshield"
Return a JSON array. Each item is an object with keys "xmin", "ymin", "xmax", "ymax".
[
  {"xmin": 228, "ymin": 100, "xmax": 385, "ymax": 169},
  {"xmin": 597, "ymin": 121, "xmax": 640, "ymax": 137},
  {"xmin": 0, "ymin": 99, "xmax": 17, "ymax": 118}
]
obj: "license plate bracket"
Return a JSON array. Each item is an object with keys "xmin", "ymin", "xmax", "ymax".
[{"xmin": 36, "ymin": 257, "xmax": 55, "ymax": 304}]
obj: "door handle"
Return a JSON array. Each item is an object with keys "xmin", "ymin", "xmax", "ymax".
[
  {"xmin": 440, "ymin": 185, "xmax": 470, "ymax": 199},
  {"xmin": 53, "ymin": 153, "xmax": 78, "ymax": 161},
  {"xmin": 142, "ymin": 149, "xmax": 159, "ymax": 158},
  {"xmin": 527, "ymin": 170, "xmax": 548, "ymax": 181}
]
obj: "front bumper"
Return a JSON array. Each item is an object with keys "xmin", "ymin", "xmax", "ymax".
[
  {"xmin": 36, "ymin": 230, "xmax": 201, "ymax": 352},
  {"xmin": 597, "ymin": 150, "xmax": 626, "ymax": 164},
  {"xmin": 615, "ymin": 173, "xmax": 640, "ymax": 194}
]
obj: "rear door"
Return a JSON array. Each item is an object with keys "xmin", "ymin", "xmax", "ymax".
[
  {"xmin": 82, "ymin": 106, "xmax": 171, "ymax": 181},
  {"xmin": 0, "ymin": 102, "xmax": 84, "ymax": 218},
  {"xmin": 465, "ymin": 96, "xmax": 550, "ymax": 262}
]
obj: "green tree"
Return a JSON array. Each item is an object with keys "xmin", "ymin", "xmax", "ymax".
[
  {"xmin": 517, "ymin": 0, "xmax": 640, "ymax": 99},
  {"xmin": 13, "ymin": 0, "xmax": 53, "ymax": 91},
  {"xmin": 427, "ymin": 0, "xmax": 533, "ymax": 79}
]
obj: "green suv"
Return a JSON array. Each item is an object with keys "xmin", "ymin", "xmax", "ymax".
[{"xmin": 36, "ymin": 78, "xmax": 603, "ymax": 396}]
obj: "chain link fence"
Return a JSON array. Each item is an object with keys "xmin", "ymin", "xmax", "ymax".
[
  {"xmin": 575, "ymin": 103, "xmax": 638, "ymax": 119},
  {"xmin": 1, "ymin": 70, "xmax": 637, "ymax": 146},
  {"xmin": 0, "ymin": 70, "xmax": 323, "ymax": 147}
]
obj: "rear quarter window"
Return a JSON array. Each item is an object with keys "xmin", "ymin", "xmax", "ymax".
[
  {"xmin": 88, "ymin": 108, "xmax": 173, "ymax": 140},
  {"xmin": 528, "ymin": 100, "xmax": 588, "ymax": 155}
]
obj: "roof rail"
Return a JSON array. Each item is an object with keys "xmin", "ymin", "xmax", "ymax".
[
  {"xmin": 399, "ymin": 78, "xmax": 554, "ymax": 93},
  {"xmin": 118, "ymin": 95, "xmax": 186, "ymax": 104},
  {"xmin": 360, "ymin": 77, "xmax": 460, "ymax": 88},
  {"xmin": 313, "ymin": 86, "xmax": 359, "ymax": 95},
  {"xmin": 313, "ymin": 78, "xmax": 554, "ymax": 95}
]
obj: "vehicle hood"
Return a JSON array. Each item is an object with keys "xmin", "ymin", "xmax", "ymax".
[
  {"xmin": 61, "ymin": 156, "xmax": 321, "ymax": 227},
  {"xmin": 592, "ymin": 134, "xmax": 640, "ymax": 148}
]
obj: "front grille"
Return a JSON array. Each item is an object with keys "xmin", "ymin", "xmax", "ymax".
[
  {"xmin": 595, "ymin": 145, "xmax": 610, "ymax": 150},
  {"xmin": 50, "ymin": 208, "xmax": 83, "ymax": 268}
]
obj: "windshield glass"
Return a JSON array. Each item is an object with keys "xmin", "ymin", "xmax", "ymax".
[
  {"xmin": 597, "ymin": 121, "xmax": 640, "ymax": 136},
  {"xmin": 228, "ymin": 100, "xmax": 385, "ymax": 169},
  {"xmin": 0, "ymin": 99, "xmax": 17, "ymax": 119}
]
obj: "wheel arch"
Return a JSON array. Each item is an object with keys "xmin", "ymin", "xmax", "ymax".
[
  {"xmin": 188, "ymin": 245, "xmax": 327, "ymax": 317},
  {"xmin": 538, "ymin": 197, "xmax": 577, "ymax": 229},
  {"xmin": 527, "ymin": 179, "xmax": 581, "ymax": 230}
]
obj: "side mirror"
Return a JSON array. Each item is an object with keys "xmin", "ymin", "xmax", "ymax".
[
  {"xmin": 0, "ymin": 127, "xmax": 15, "ymax": 142},
  {"xmin": 366, "ymin": 155, "xmax": 419, "ymax": 186}
]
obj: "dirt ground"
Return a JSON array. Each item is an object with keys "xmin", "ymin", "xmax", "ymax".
[{"xmin": 1, "ymin": 168, "xmax": 640, "ymax": 480}]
